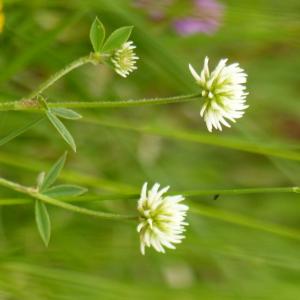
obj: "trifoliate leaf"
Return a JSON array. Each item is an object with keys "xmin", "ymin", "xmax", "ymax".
[
  {"xmin": 43, "ymin": 184, "xmax": 88, "ymax": 198},
  {"xmin": 51, "ymin": 108, "xmax": 82, "ymax": 120},
  {"xmin": 102, "ymin": 26, "xmax": 133, "ymax": 52},
  {"xmin": 35, "ymin": 200, "xmax": 51, "ymax": 247},
  {"xmin": 46, "ymin": 111, "xmax": 76, "ymax": 152},
  {"xmin": 89, "ymin": 17, "xmax": 105, "ymax": 52},
  {"xmin": 40, "ymin": 152, "xmax": 67, "ymax": 191}
]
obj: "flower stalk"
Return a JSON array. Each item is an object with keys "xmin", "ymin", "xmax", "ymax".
[
  {"xmin": 0, "ymin": 54, "xmax": 105, "ymax": 112},
  {"xmin": 0, "ymin": 186, "xmax": 299, "ymax": 207},
  {"xmin": 27, "ymin": 54, "xmax": 103, "ymax": 100},
  {"xmin": 183, "ymin": 186, "xmax": 300, "ymax": 197},
  {"xmin": 0, "ymin": 93, "xmax": 201, "ymax": 112},
  {"xmin": 0, "ymin": 176, "xmax": 136, "ymax": 221}
]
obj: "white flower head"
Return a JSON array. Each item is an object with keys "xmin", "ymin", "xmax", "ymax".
[
  {"xmin": 189, "ymin": 57, "xmax": 249, "ymax": 132},
  {"xmin": 111, "ymin": 41, "xmax": 139, "ymax": 78},
  {"xmin": 137, "ymin": 182, "xmax": 189, "ymax": 255}
]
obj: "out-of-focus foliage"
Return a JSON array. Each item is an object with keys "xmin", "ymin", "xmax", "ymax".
[
  {"xmin": 0, "ymin": 0, "xmax": 300, "ymax": 299},
  {"xmin": 0, "ymin": 0, "xmax": 4, "ymax": 33}
]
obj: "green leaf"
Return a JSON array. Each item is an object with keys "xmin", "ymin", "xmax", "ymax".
[
  {"xmin": 36, "ymin": 172, "xmax": 46, "ymax": 190},
  {"xmin": 35, "ymin": 200, "xmax": 51, "ymax": 247},
  {"xmin": 40, "ymin": 152, "xmax": 67, "ymax": 191},
  {"xmin": 43, "ymin": 184, "xmax": 88, "ymax": 198},
  {"xmin": 102, "ymin": 26, "xmax": 133, "ymax": 52},
  {"xmin": 46, "ymin": 111, "xmax": 77, "ymax": 152},
  {"xmin": 89, "ymin": 17, "xmax": 105, "ymax": 52},
  {"xmin": 51, "ymin": 108, "xmax": 82, "ymax": 120}
]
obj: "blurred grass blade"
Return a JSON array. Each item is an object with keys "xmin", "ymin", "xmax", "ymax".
[
  {"xmin": 0, "ymin": 151, "xmax": 136, "ymax": 193},
  {"xmin": 0, "ymin": 12, "xmax": 84, "ymax": 83},
  {"xmin": 0, "ymin": 198, "xmax": 31, "ymax": 206},
  {"xmin": 102, "ymin": 26, "xmax": 133, "ymax": 52},
  {"xmin": 0, "ymin": 117, "xmax": 44, "ymax": 147},
  {"xmin": 40, "ymin": 152, "xmax": 67, "ymax": 191},
  {"xmin": 51, "ymin": 108, "xmax": 82, "ymax": 120},
  {"xmin": 43, "ymin": 184, "xmax": 88, "ymax": 198},
  {"xmin": 46, "ymin": 111, "xmax": 76, "ymax": 152},
  {"xmin": 190, "ymin": 202, "xmax": 300, "ymax": 241},
  {"xmin": 35, "ymin": 200, "xmax": 51, "ymax": 247},
  {"xmin": 83, "ymin": 117, "xmax": 300, "ymax": 162}
]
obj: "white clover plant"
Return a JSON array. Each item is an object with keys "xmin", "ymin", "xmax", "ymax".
[{"xmin": 0, "ymin": 16, "xmax": 269, "ymax": 257}]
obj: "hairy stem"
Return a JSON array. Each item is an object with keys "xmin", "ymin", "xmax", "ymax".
[
  {"xmin": 49, "ymin": 93, "xmax": 200, "ymax": 108},
  {"xmin": 183, "ymin": 186, "xmax": 300, "ymax": 197},
  {"xmin": 0, "ymin": 93, "xmax": 200, "ymax": 112},
  {"xmin": 0, "ymin": 177, "xmax": 136, "ymax": 220},
  {"xmin": 1, "ymin": 186, "xmax": 299, "ymax": 207},
  {"xmin": 27, "ymin": 54, "xmax": 101, "ymax": 100}
]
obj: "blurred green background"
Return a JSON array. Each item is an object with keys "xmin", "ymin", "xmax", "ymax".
[{"xmin": 0, "ymin": 0, "xmax": 300, "ymax": 299}]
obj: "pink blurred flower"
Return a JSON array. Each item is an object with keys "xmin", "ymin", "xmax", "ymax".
[
  {"xmin": 133, "ymin": 0, "xmax": 224, "ymax": 36},
  {"xmin": 133, "ymin": 0, "xmax": 173, "ymax": 21}
]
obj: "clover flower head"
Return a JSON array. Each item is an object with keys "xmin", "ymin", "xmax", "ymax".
[
  {"xmin": 111, "ymin": 41, "xmax": 139, "ymax": 78},
  {"xmin": 137, "ymin": 182, "xmax": 189, "ymax": 255},
  {"xmin": 189, "ymin": 57, "xmax": 249, "ymax": 132}
]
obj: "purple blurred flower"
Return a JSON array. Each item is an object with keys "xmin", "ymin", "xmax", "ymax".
[
  {"xmin": 173, "ymin": 0, "xmax": 224, "ymax": 36},
  {"xmin": 173, "ymin": 18, "xmax": 218, "ymax": 35},
  {"xmin": 133, "ymin": 0, "xmax": 224, "ymax": 36}
]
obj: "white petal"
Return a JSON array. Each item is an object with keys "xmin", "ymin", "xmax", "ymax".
[
  {"xmin": 141, "ymin": 182, "xmax": 148, "ymax": 200},
  {"xmin": 189, "ymin": 64, "xmax": 201, "ymax": 82}
]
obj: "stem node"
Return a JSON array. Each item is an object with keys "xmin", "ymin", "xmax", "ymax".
[{"xmin": 17, "ymin": 98, "xmax": 41, "ymax": 110}]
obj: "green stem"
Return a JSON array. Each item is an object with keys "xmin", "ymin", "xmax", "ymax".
[
  {"xmin": 0, "ymin": 177, "xmax": 136, "ymax": 221},
  {"xmin": 27, "ymin": 55, "xmax": 99, "ymax": 100},
  {"xmin": 79, "ymin": 186, "xmax": 300, "ymax": 199},
  {"xmin": 183, "ymin": 186, "xmax": 300, "ymax": 197},
  {"xmin": 50, "ymin": 93, "xmax": 200, "ymax": 108},
  {"xmin": 1, "ymin": 186, "xmax": 299, "ymax": 207},
  {"xmin": 0, "ymin": 93, "xmax": 200, "ymax": 112},
  {"xmin": 0, "ymin": 102, "xmax": 19, "ymax": 111}
]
